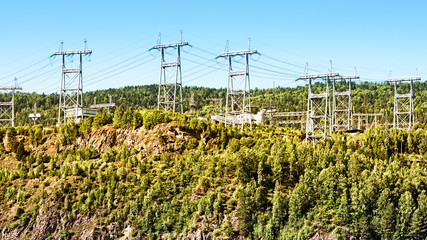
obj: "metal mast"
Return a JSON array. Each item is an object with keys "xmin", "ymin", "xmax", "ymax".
[
  {"xmin": 188, "ymin": 92, "xmax": 195, "ymax": 115},
  {"xmin": 388, "ymin": 76, "xmax": 421, "ymax": 130},
  {"xmin": 151, "ymin": 33, "xmax": 189, "ymax": 113},
  {"xmin": 0, "ymin": 77, "xmax": 22, "ymax": 127},
  {"xmin": 206, "ymin": 98, "xmax": 223, "ymax": 115},
  {"xmin": 28, "ymin": 103, "xmax": 41, "ymax": 125},
  {"xmin": 51, "ymin": 40, "xmax": 92, "ymax": 124},
  {"xmin": 299, "ymin": 72, "xmax": 339, "ymax": 141},
  {"xmin": 216, "ymin": 40, "xmax": 257, "ymax": 131},
  {"xmin": 332, "ymin": 75, "xmax": 359, "ymax": 131}
]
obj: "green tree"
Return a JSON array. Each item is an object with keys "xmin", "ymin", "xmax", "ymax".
[
  {"xmin": 395, "ymin": 191, "xmax": 415, "ymax": 239},
  {"xmin": 113, "ymin": 106, "xmax": 123, "ymax": 128},
  {"xmin": 409, "ymin": 191, "xmax": 427, "ymax": 240},
  {"xmin": 15, "ymin": 142, "xmax": 27, "ymax": 161}
]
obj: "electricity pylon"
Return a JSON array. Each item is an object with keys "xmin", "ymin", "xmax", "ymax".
[
  {"xmin": 151, "ymin": 33, "xmax": 189, "ymax": 113},
  {"xmin": 0, "ymin": 77, "xmax": 22, "ymax": 127},
  {"xmin": 206, "ymin": 98, "xmax": 223, "ymax": 115},
  {"xmin": 51, "ymin": 40, "xmax": 92, "ymax": 124},
  {"xmin": 332, "ymin": 75, "xmax": 359, "ymax": 131},
  {"xmin": 388, "ymin": 76, "xmax": 421, "ymax": 130},
  {"xmin": 217, "ymin": 40, "xmax": 257, "ymax": 131},
  {"xmin": 299, "ymin": 72, "xmax": 339, "ymax": 141}
]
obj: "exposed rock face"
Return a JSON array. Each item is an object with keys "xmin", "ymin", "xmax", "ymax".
[
  {"xmin": 76, "ymin": 122, "xmax": 192, "ymax": 155},
  {"xmin": 26, "ymin": 122, "xmax": 194, "ymax": 157},
  {"xmin": 309, "ymin": 231, "xmax": 337, "ymax": 240}
]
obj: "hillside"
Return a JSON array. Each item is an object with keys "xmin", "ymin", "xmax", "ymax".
[{"xmin": 0, "ymin": 110, "xmax": 427, "ymax": 239}]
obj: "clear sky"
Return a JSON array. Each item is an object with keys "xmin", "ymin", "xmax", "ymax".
[{"xmin": 0, "ymin": 0, "xmax": 425, "ymax": 94}]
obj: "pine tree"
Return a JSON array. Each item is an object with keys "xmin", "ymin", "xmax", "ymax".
[
  {"xmin": 15, "ymin": 142, "xmax": 26, "ymax": 162},
  {"xmin": 270, "ymin": 182, "xmax": 286, "ymax": 238},
  {"xmin": 395, "ymin": 191, "xmax": 415, "ymax": 239},
  {"xmin": 113, "ymin": 106, "xmax": 123, "ymax": 128},
  {"xmin": 409, "ymin": 191, "xmax": 427, "ymax": 240},
  {"xmin": 380, "ymin": 202, "xmax": 395, "ymax": 240}
]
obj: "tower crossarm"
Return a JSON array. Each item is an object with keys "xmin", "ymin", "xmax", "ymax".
[
  {"xmin": 395, "ymin": 111, "xmax": 411, "ymax": 114},
  {"xmin": 277, "ymin": 120, "xmax": 305, "ymax": 125},
  {"xmin": 227, "ymin": 91, "xmax": 247, "ymax": 95},
  {"xmin": 330, "ymin": 75, "xmax": 360, "ymax": 80},
  {"xmin": 387, "ymin": 77, "xmax": 421, "ymax": 82},
  {"xmin": 229, "ymin": 70, "xmax": 247, "ymax": 76},
  {"xmin": 63, "ymin": 69, "xmax": 81, "ymax": 73},
  {"xmin": 274, "ymin": 111, "xmax": 306, "ymax": 117},
  {"xmin": 0, "ymin": 86, "xmax": 22, "ymax": 90},
  {"xmin": 162, "ymin": 62, "xmax": 178, "ymax": 68},
  {"xmin": 309, "ymin": 93, "xmax": 328, "ymax": 99},
  {"xmin": 395, "ymin": 93, "xmax": 412, "ymax": 98},
  {"xmin": 334, "ymin": 91, "xmax": 350, "ymax": 96},
  {"xmin": 61, "ymin": 88, "xmax": 81, "ymax": 91},
  {"xmin": 51, "ymin": 50, "xmax": 92, "ymax": 57},
  {"xmin": 353, "ymin": 113, "xmax": 383, "ymax": 117},
  {"xmin": 206, "ymin": 98, "xmax": 222, "ymax": 101},
  {"xmin": 299, "ymin": 72, "xmax": 339, "ymax": 80},
  {"xmin": 89, "ymin": 103, "xmax": 116, "ymax": 109},
  {"xmin": 151, "ymin": 41, "xmax": 189, "ymax": 50},
  {"xmin": 217, "ymin": 49, "xmax": 258, "ymax": 58}
]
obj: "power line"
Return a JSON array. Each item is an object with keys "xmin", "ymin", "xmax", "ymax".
[
  {"xmin": 86, "ymin": 56, "xmax": 157, "ymax": 87},
  {"xmin": 85, "ymin": 50, "xmax": 151, "ymax": 81},
  {"xmin": 0, "ymin": 57, "xmax": 51, "ymax": 84}
]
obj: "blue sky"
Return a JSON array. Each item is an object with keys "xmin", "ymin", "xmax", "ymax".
[{"xmin": 0, "ymin": 0, "xmax": 425, "ymax": 94}]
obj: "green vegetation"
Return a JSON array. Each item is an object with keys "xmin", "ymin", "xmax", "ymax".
[
  {"xmin": 0, "ymin": 108, "xmax": 426, "ymax": 239},
  {"xmin": 6, "ymin": 81, "xmax": 427, "ymax": 126}
]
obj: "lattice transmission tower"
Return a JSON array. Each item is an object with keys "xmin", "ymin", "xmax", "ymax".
[
  {"xmin": 0, "ymin": 77, "xmax": 22, "ymax": 127},
  {"xmin": 388, "ymin": 76, "xmax": 421, "ymax": 130},
  {"xmin": 332, "ymin": 75, "xmax": 359, "ymax": 131},
  {"xmin": 206, "ymin": 98, "xmax": 223, "ymax": 115},
  {"xmin": 52, "ymin": 40, "xmax": 92, "ymax": 124},
  {"xmin": 151, "ymin": 33, "xmax": 189, "ymax": 113},
  {"xmin": 300, "ymin": 71, "xmax": 339, "ymax": 141},
  {"xmin": 216, "ymin": 40, "xmax": 257, "ymax": 131}
]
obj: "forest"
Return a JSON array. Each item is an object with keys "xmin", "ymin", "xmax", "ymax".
[
  {"xmin": 3, "ymin": 81, "xmax": 427, "ymax": 126},
  {"xmin": 0, "ymin": 81, "xmax": 426, "ymax": 239},
  {"xmin": 0, "ymin": 105, "xmax": 426, "ymax": 239}
]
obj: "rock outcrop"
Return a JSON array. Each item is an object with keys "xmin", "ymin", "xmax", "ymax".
[{"xmin": 76, "ymin": 122, "xmax": 192, "ymax": 155}]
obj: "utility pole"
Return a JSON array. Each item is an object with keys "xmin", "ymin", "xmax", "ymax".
[
  {"xmin": 216, "ymin": 40, "xmax": 258, "ymax": 131},
  {"xmin": 151, "ymin": 32, "xmax": 189, "ymax": 113},
  {"xmin": 51, "ymin": 40, "xmax": 92, "ymax": 124},
  {"xmin": 388, "ymin": 76, "xmax": 421, "ymax": 130},
  {"xmin": 189, "ymin": 92, "xmax": 195, "ymax": 115},
  {"xmin": 332, "ymin": 75, "xmax": 359, "ymax": 131},
  {"xmin": 28, "ymin": 103, "xmax": 41, "ymax": 125},
  {"xmin": 0, "ymin": 77, "xmax": 22, "ymax": 127},
  {"xmin": 299, "ymin": 71, "xmax": 339, "ymax": 141}
]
